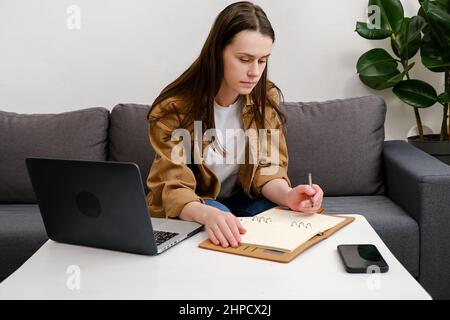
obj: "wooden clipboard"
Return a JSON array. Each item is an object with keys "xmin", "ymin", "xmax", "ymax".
[{"xmin": 198, "ymin": 214, "xmax": 355, "ymax": 263}]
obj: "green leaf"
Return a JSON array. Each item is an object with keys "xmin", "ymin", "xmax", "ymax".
[
  {"xmin": 384, "ymin": 63, "xmax": 414, "ymax": 86},
  {"xmin": 381, "ymin": 62, "xmax": 415, "ymax": 87},
  {"xmin": 422, "ymin": 55, "xmax": 450, "ymax": 71},
  {"xmin": 359, "ymin": 70, "xmax": 402, "ymax": 90},
  {"xmin": 420, "ymin": 0, "xmax": 450, "ymax": 50},
  {"xmin": 435, "ymin": 0, "xmax": 450, "ymax": 9},
  {"xmin": 391, "ymin": 16, "xmax": 426, "ymax": 59},
  {"xmin": 438, "ymin": 92, "xmax": 450, "ymax": 105},
  {"xmin": 393, "ymin": 79, "xmax": 438, "ymax": 108},
  {"xmin": 357, "ymin": 48, "xmax": 399, "ymax": 77},
  {"xmin": 421, "ymin": 31, "xmax": 450, "ymax": 72},
  {"xmin": 355, "ymin": 21, "xmax": 392, "ymax": 39},
  {"xmin": 419, "ymin": 0, "xmax": 450, "ymax": 72},
  {"xmin": 433, "ymin": 0, "xmax": 450, "ymax": 9},
  {"xmin": 385, "ymin": 71, "xmax": 405, "ymax": 86},
  {"xmin": 368, "ymin": 0, "xmax": 405, "ymax": 34}
]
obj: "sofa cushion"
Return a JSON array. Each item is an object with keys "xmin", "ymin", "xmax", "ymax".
[
  {"xmin": 0, "ymin": 108, "xmax": 110, "ymax": 203},
  {"xmin": 322, "ymin": 195, "xmax": 419, "ymax": 277},
  {"xmin": 0, "ymin": 205, "xmax": 48, "ymax": 282},
  {"xmin": 108, "ymin": 104, "xmax": 154, "ymax": 194},
  {"xmin": 283, "ymin": 95, "xmax": 386, "ymax": 196}
]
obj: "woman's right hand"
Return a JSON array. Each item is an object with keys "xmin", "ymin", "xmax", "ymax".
[{"xmin": 203, "ymin": 209, "xmax": 246, "ymax": 248}]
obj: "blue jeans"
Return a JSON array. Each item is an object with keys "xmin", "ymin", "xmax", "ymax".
[{"xmin": 204, "ymin": 189, "xmax": 277, "ymax": 217}]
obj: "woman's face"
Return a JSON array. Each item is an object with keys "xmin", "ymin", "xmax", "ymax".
[{"xmin": 221, "ymin": 30, "xmax": 273, "ymax": 97}]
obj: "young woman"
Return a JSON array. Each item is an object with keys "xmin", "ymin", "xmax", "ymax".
[{"xmin": 146, "ymin": 1, "xmax": 324, "ymax": 249}]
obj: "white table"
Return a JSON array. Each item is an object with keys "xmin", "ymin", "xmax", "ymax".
[{"xmin": 0, "ymin": 214, "xmax": 431, "ymax": 300}]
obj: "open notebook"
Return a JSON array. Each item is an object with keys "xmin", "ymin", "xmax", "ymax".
[
  {"xmin": 238, "ymin": 207, "xmax": 347, "ymax": 252},
  {"xmin": 199, "ymin": 206, "xmax": 354, "ymax": 262}
]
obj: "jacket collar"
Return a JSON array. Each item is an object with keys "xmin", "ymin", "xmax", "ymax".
[
  {"xmin": 245, "ymin": 93, "xmax": 255, "ymax": 106},
  {"xmin": 243, "ymin": 94, "xmax": 255, "ymax": 114}
]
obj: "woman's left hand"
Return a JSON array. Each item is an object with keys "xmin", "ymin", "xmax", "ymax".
[{"xmin": 286, "ymin": 184, "xmax": 324, "ymax": 214}]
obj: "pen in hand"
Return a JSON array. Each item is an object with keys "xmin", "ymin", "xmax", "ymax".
[{"xmin": 308, "ymin": 172, "xmax": 314, "ymax": 207}]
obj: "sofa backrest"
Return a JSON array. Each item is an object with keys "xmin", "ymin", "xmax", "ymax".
[
  {"xmin": 109, "ymin": 95, "xmax": 386, "ymax": 197},
  {"xmin": 0, "ymin": 108, "xmax": 109, "ymax": 203},
  {"xmin": 283, "ymin": 95, "xmax": 386, "ymax": 196},
  {"xmin": 0, "ymin": 94, "xmax": 386, "ymax": 203},
  {"xmin": 108, "ymin": 104, "xmax": 154, "ymax": 194}
]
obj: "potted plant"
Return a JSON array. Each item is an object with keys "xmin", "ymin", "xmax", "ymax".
[{"xmin": 355, "ymin": 0, "xmax": 450, "ymax": 164}]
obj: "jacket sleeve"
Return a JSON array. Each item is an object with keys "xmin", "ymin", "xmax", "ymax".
[
  {"xmin": 250, "ymin": 87, "xmax": 292, "ymax": 198},
  {"xmin": 146, "ymin": 103, "xmax": 203, "ymax": 218}
]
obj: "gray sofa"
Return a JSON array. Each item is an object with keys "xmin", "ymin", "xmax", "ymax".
[{"xmin": 1, "ymin": 95, "xmax": 449, "ymax": 299}]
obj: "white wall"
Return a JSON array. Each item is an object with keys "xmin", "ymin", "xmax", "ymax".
[{"xmin": 0, "ymin": 0, "xmax": 445, "ymax": 140}]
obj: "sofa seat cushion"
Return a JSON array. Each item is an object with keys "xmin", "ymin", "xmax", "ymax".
[
  {"xmin": 322, "ymin": 195, "xmax": 419, "ymax": 277},
  {"xmin": 0, "ymin": 205, "xmax": 48, "ymax": 282},
  {"xmin": 0, "ymin": 198, "xmax": 419, "ymax": 281},
  {"xmin": 0, "ymin": 108, "xmax": 110, "ymax": 203}
]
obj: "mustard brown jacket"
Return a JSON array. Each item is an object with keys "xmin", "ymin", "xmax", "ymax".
[{"xmin": 146, "ymin": 87, "xmax": 292, "ymax": 218}]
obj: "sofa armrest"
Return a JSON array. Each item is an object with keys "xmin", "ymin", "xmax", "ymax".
[{"xmin": 383, "ymin": 140, "xmax": 450, "ymax": 299}]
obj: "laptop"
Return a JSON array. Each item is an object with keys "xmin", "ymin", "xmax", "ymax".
[{"xmin": 25, "ymin": 157, "xmax": 203, "ymax": 255}]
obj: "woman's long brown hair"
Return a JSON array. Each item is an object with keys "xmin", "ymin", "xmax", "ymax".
[{"xmin": 147, "ymin": 1, "xmax": 286, "ymax": 134}]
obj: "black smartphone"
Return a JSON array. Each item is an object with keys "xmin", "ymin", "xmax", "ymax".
[{"xmin": 337, "ymin": 244, "xmax": 389, "ymax": 273}]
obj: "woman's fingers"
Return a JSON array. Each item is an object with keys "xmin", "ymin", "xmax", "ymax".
[
  {"xmin": 312, "ymin": 194, "xmax": 322, "ymax": 206},
  {"xmin": 206, "ymin": 228, "xmax": 220, "ymax": 246},
  {"xmin": 295, "ymin": 184, "xmax": 316, "ymax": 196},
  {"xmin": 211, "ymin": 224, "xmax": 229, "ymax": 247},
  {"xmin": 297, "ymin": 198, "xmax": 322, "ymax": 214},
  {"xmin": 208, "ymin": 217, "xmax": 245, "ymax": 247},
  {"xmin": 235, "ymin": 217, "xmax": 246, "ymax": 234},
  {"xmin": 225, "ymin": 215, "xmax": 241, "ymax": 244},
  {"xmin": 300, "ymin": 199, "xmax": 313, "ymax": 208},
  {"xmin": 312, "ymin": 184, "xmax": 324, "ymax": 207},
  {"xmin": 218, "ymin": 220, "xmax": 239, "ymax": 248}
]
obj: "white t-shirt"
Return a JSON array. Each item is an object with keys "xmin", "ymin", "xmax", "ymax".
[{"xmin": 204, "ymin": 95, "xmax": 246, "ymax": 200}]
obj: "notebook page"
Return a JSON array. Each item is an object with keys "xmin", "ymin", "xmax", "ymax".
[
  {"xmin": 239, "ymin": 217, "xmax": 321, "ymax": 252},
  {"xmin": 257, "ymin": 207, "xmax": 346, "ymax": 233}
]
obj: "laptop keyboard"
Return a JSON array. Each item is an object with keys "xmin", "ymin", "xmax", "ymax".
[{"xmin": 153, "ymin": 230, "xmax": 179, "ymax": 246}]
